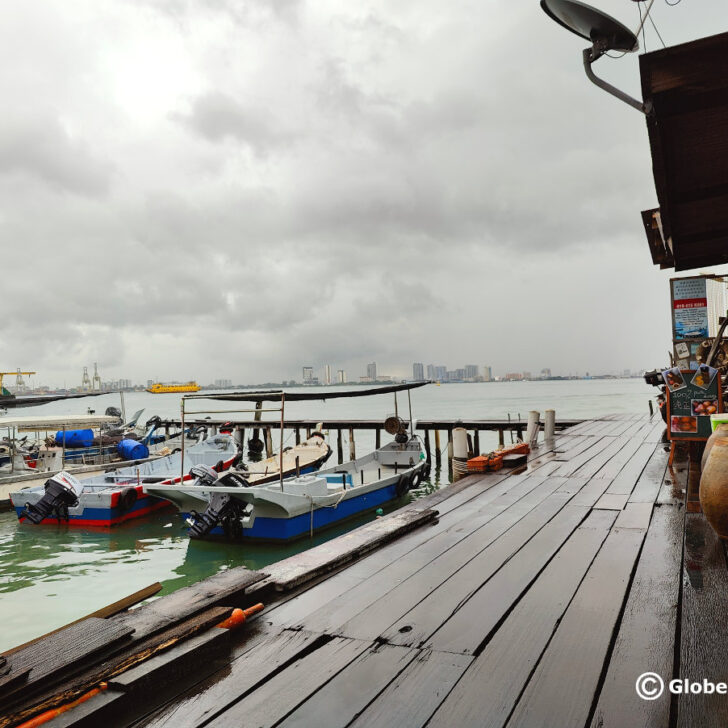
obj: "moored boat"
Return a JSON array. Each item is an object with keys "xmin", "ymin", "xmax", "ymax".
[
  {"xmin": 146, "ymin": 435, "xmax": 427, "ymax": 541},
  {"xmin": 11, "ymin": 434, "xmax": 238, "ymax": 527}
]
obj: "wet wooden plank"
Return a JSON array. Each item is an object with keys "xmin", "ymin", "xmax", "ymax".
[
  {"xmin": 551, "ymin": 435, "xmax": 603, "ymax": 461},
  {"xmin": 252, "ymin": 508, "xmax": 436, "ymax": 593},
  {"xmin": 606, "ymin": 443, "xmax": 657, "ymax": 495},
  {"xmin": 208, "ymin": 637, "xmax": 369, "ymax": 727},
  {"xmin": 559, "ymin": 477, "xmax": 612, "ymax": 508},
  {"xmin": 414, "ymin": 503, "xmax": 592, "ymax": 653},
  {"xmin": 571, "ymin": 436, "xmax": 632, "ymax": 479},
  {"xmin": 275, "ymin": 644, "xmax": 417, "ymax": 728},
  {"xmin": 629, "ymin": 446, "xmax": 669, "ymax": 503},
  {"xmin": 268, "ymin": 472, "xmax": 554, "ymax": 630},
  {"xmin": 340, "ymin": 487, "xmax": 576, "ymax": 642},
  {"xmin": 141, "ymin": 629, "xmax": 322, "ymax": 728},
  {"xmin": 590, "ymin": 505, "xmax": 683, "ymax": 728},
  {"xmin": 426, "ymin": 510, "xmax": 616, "ymax": 728},
  {"xmin": 593, "ymin": 436, "xmax": 646, "ymax": 480},
  {"xmin": 594, "ymin": 492, "xmax": 630, "ymax": 510},
  {"xmin": 551, "ymin": 437, "xmax": 615, "ymax": 477},
  {"xmin": 614, "ymin": 502, "xmax": 654, "ymax": 530},
  {"xmin": 114, "ymin": 567, "xmax": 266, "ymax": 641},
  {"xmin": 677, "ymin": 514, "xmax": 728, "ymax": 728},
  {"xmin": 0, "ymin": 618, "xmax": 134, "ymax": 706},
  {"xmin": 504, "ymin": 526, "xmax": 648, "ymax": 728},
  {"xmin": 349, "ymin": 649, "xmax": 473, "ymax": 728}
]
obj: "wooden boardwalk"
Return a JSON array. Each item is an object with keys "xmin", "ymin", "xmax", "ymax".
[{"xmin": 10, "ymin": 412, "xmax": 728, "ymax": 727}]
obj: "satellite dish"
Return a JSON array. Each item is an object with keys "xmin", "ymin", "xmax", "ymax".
[
  {"xmin": 540, "ymin": 0, "xmax": 648, "ymax": 114},
  {"xmin": 540, "ymin": 0, "xmax": 638, "ymax": 53}
]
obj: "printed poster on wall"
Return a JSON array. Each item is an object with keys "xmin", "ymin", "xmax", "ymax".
[{"xmin": 672, "ymin": 277, "xmax": 709, "ymax": 340}]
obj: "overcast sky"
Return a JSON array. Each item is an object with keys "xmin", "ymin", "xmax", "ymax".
[{"xmin": 1, "ymin": 0, "xmax": 726, "ymax": 387}]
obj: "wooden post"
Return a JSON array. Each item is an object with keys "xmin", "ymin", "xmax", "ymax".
[
  {"xmin": 498, "ymin": 428, "xmax": 505, "ymax": 448},
  {"xmin": 306, "ymin": 427, "xmax": 311, "ymax": 438},
  {"xmin": 295, "ymin": 428, "xmax": 301, "ymax": 445},
  {"xmin": 466, "ymin": 433, "xmax": 474, "ymax": 459},
  {"xmin": 349, "ymin": 428, "xmax": 356, "ymax": 461},
  {"xmin": 265, "ymin": 427, "xmax": 273, "ymax": 458},
  {"xmin": 435, "ymin": 430, "xmax": 442, "ymax": 466},
  {"xmin": 473, "ymin": 429, "xmax": 480, "ymax": 456},
  {"xmin": 337, "ymin": 429, "xmax": 343, "ymax": 464},
  {"xmin": 648, "ymin": 400, "xmax": 654, "ymax": 416},
  {"xmin": 424, "ymin": 428, "xmax": 432, "ymax": 464},
  {"xmin": 447, "ymin": 429, "xmax": 453, "ymax": 460},
  {"xmin": 252, "ymin": 400, "xmax": 263, "ymax": 442},
  {"xmin": 544, "ymin": 409, "xmax": 555, "ymax": 441},
  {"xmin": 375, "ymin": 428, "xmax": 381, "ymax": 449}
]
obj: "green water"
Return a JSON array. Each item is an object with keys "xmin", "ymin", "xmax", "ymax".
[{"xmin": 0, "ymin": 379, "xmax": 654, "ymax": 652}]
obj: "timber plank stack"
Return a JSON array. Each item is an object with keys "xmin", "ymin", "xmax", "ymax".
[{"xmin": 10, "ymin": 412, "xmax": 728, "ymax": 727}]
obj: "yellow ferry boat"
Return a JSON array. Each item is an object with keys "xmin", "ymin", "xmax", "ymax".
[{"xmin": 146, "ymin": 381, "xmax": 201, "ymax": 394}]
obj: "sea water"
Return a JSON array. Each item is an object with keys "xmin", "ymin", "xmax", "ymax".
[{"xmin": 0, "ymin": 379, "xmax": 656, "ymax": 651}]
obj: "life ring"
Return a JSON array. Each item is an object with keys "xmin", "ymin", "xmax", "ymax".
[{"xmin": 118, "ymin": 487, "xmax": 138, "ymax": 512}]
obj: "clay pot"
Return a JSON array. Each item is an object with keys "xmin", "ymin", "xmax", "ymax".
[
  {"xmin": 702, "ymin": 424, "xmax": 728, "ymax": 471},
  {"xmin": 700, "ymin": 436, "xmax": 728, "ymax": 539}
]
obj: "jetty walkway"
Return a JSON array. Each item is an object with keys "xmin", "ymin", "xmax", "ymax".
[{"xmin": 5, "ymin": 412, "xmax": 725, "ymax": 727}]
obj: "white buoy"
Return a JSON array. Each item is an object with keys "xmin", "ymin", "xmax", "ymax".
[
  {"xmin": 544, "ymin": 409, "xmax": 556, "ymax": 441},
  {"xmin": 526, "ymin": 411, "xmax": 541, "ymax": 447},
  {"xmin": 452, "ymin": 426, "xmax": 469, "ymax": 480}
]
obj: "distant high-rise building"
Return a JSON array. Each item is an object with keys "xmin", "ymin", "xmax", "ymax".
[
  {"xmin": 541, "ymin": 368, "xmax": 552, "ymax": 379},
  {"xmin": 412, "ymin": 363, "xmax": 424, "ymax": 381},
  {"xmin": 324, "ymin": 364, "xmax": 332, "ymax": 385},
  {"xmin": 465, "ymin": 365, "xmax": 478, "ymax": 380},
  {"xmin": 367, "ymin": 362, "xmax": 377, "ymax": 381},
  {"xmin": 483, "ymin": 366, "xmax": 492, "ymax": 382},
  {"xmin": 302, "ymin": 366, "xmax": 313, "ymax": 383},
  {"xmin": 426, "ymin": 364, "xmax": 436, "ymax": 380},
  {"xmin": 337, "ymin": 369, "xmax": 346, "ymax": 384},
  {"xmin": 435, "ymin": 365, "xmax": 447, "ymax": 381},
  {"xmin": 214, "ymin": 378, "xmax": 232, "ymax": 388}
]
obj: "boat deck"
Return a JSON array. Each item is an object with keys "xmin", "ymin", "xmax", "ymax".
[
  {"xmin": 116, "ymin": 410, "xmax": 724, "ymax": 728},
  {"xmin": 10, "ymin": 412, "xmax": 728, "ymax": 727}
]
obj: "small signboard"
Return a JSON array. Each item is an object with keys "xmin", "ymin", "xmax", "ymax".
[
  {"xmin": 672, "ymin": 277, "xmax": 709, "ymax": 340},
  {"xmin": 664, "ymin": 366, "xmax": 723, "ymax": 441}
]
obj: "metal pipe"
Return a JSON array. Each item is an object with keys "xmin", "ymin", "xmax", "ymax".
[
  {"xmin": 583, "ymin": 47, "xmax": 647, "ymax": 114},
  {"xmin": 280, "ymin": 393, "xmax": 285, "ymax": 491}
]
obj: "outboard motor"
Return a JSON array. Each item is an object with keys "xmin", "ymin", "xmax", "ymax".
[
  {"xmin": 21, "ymin": 471, "xmax": 83, "ymax": 524},
  {"xmin": 105, "ymin": 406, "xmax": 122, "ymax": 418},
  {"xmin": 187, "ymin": 469, "xmax": 250, "ymax": 539}
]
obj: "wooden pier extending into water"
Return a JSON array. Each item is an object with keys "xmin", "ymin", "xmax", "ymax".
[{"xmin": 6, "ymin": 411, "xmax": 728, "ymax": 727}]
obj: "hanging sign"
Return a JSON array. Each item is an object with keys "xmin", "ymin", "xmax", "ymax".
[{"xmin": 672, "ymin": 277, "xmax": 709, "ymax": 340}]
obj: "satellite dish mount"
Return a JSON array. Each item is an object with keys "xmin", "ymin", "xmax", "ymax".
[{"xmin": 541, "ymin": 0, "xmax": 649, "ymax": 114}]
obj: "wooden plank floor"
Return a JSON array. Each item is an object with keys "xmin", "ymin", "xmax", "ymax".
[{"xmin": 101, "ymin": 413, "xmax": 728, "ymax": 727}]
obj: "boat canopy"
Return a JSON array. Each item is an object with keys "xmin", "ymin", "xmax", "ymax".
[
  {"xmin": 0, "ymin": 414, "xmax": 120, "ymax": 431},
  {"xmin": 0, "ymin": 392, "xmax": 111, "ymax": 409},
  {"xmin": 184, "ymin": 381, "xmax": 430, "ymax": 403}
]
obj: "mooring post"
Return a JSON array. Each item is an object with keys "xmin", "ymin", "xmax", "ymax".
[
  {"xmin": 447, "ymin": 429, "xmax": 453, "ymax": 460},
  {"xmin": 526, "ymin": 411, "xmax": 541, "ymax": 447},
  {"xmin": 544, "ymin": 409, "xmax": 555, "ymax": 441},
  {"xmin": 648, "ymin": 400, "xmax": 654, "ymax": 416},
  {"xmin": 498, "ymin": 428, "xmax": 505, "ymax": 448},
  {"xmin": 473, "ymin": 430, "xmax": 480, "ymax": 456},
  {"xmin": 375, "ymin": 428, "xmax": 381, "ymax": 449},
  {"xmin": 434, "ymin": 430, "xmax": 442, "ymax": 466},
  {"xmin": 466, "ymin": 432, "xmax": 474, "ymax": 459},
  {"xmin": 424, "ymin": 428, "xmax": 432, "ymax": 464},
  {"xmin": 337, "ymin": 429, "xmax": 343, "ymax": 464},
  {"xmin": 295, "ymin": 427, "xmax": 301, "ymax": 445},
  {"xmin": 306, "ymin": 427, "xmax": 311, "ymax": 438},
  {"xmin": 265, "ymin": 427, "xmax": 273, "ymax": 458},
  {"xmin": 252, "ymin": 400, "xmax": 262, "ymax": 442},
  {"xmin": 349, "ymin": 427, "xmax": 356, "ymax": 460}
]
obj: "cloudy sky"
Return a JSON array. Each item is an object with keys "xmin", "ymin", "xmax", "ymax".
[{"xmin": 1, "ymin": 0, "xmax": 725, "ymax": 387}]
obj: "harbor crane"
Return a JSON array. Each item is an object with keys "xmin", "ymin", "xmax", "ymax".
[{"xmin": 0, "ymin": 370, "xmax": 36, "ymax": 394}]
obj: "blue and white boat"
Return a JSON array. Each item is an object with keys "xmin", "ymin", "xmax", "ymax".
[
  {"xmin": 145, "ymin": 436, "xmax": 427, "ymax": 541},
  {"xmin": 143, "ymin": 381, "xmax": 430, "ymax": 541}
]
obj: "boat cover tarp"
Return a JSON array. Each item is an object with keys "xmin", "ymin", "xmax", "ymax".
[
  {"xmin": 183, "ymin": 381, "xmax": 430, "ymax": 402},
  {"xmin": 0, "ymin": 392, "xmax": 112, "ymax": 409}
]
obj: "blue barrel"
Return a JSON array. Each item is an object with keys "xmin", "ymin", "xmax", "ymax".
[
  {"xmin": 117, "ymin": 439, "xmax": 149, "ymax": 461},
  {"xmin": 55, "ymin": 429, "xmax": 94, "ymax": 448}
]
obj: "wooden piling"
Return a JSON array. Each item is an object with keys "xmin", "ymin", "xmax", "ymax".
[
  {"xmin": 265, "ymin": 427, "xmax": 273, "ymax": 458},
  {"xmin": 434, "ymin": 430, "xmax": 442, "ymax": 466},
  {"xmin": 375, "ymin": 428, "xmax": 381, "ymax": 449},
  {"xmin": 337, "ymin": 430, "xmax": 343, "ymax": 465},
  {"xmin": 295, "ymin": 428, "xmax": 301, "ymax": 445},
  {"xmin": 349, "ymin": 428, "xmax": 356, "ymax": 461},
  {"xmin": 498, "ymin": 428, "xmax": 505, "ymax": 448},
  {"xmin": 424, "ymin": 429, "xmax": 432, "ymax": 464},
  {"xmin": 473, "ymin": 430, "xmax": 480, "ymax": 456},
  {"xmin": 252, "ymin": 401, "xmax": 263, "ymax": 442}
]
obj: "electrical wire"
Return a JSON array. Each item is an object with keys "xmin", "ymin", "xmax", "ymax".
[{"xmin": 648, "ymin": 13, "xmax": 667, "ymax": 48}]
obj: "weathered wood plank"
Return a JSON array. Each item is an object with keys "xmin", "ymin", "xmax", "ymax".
[
  {"xmin": 340, "ymin": 487, "xmax": 577, "ymax": 642},
  {"xmin": 629, "ymin": 446, "xmax": 669, "ymax": 503},
  {"xmin": 251, "ymin": 508, "xmax": 436, "ymax": 593},
  {"xmin": 426, "ymin": 510, "xmax": 617, "ymax": 728},
  {"xmin": 677, "ymin": 514, "xmax": 728, "ymax": 728},
  {"xmin": 208, "ymin": 637, "xmax": 369, "ymax": 727},
  {"xmin": 504, "ymin": 526, "xmax": 648, "ymax": 728},
  {"xmin": 275, "ymin": 644, "xmax": 417, "ymax": 728},
  {"xmin": 349, "ymin": 649, "xmax": 473, "ymax": 728},
  {"xmin": 141, "ymin": 629, "xmax": 323, "ymax": 728},
  {"xmin": 590, "ymin": 505, "xmax": 683, "ymax": 728},
  {"xmin": 418, "ymin": 503, "xmax": 593, "ymax": 654},
  {"xmin": 614, "ymin": 502, "xmax": 654, "ymax": 530},
  {"xmin": 551, "ymin": 437, "xmax": 614, "ymax": 477},
  {"xmin": 606, "ymin": 442, "xmax": 658, "ymax": 495},
  {"xmin": 594, "ymin": 492, "xmax": 631, "ymax": 510},
  {"xmin": 571, "ymin": 436, "xmax": 632, "ymax": 479},
  {"xmin": 593, "ymin": 436, "xmax": 646, "ymax": 480}
]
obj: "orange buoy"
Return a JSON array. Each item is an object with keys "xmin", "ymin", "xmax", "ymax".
[
  {"xmin": 700, "ymin": 436, "xmax": 728, "ymax": 539},
  {"xmin": 216, "ymin": 603, "xmax": 264, "ymax": 630}
]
